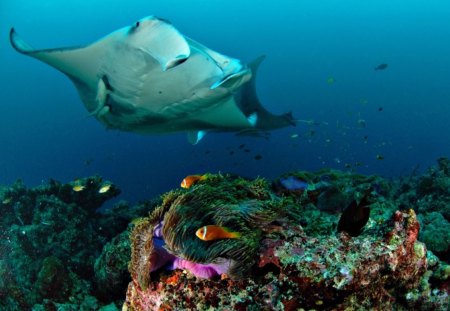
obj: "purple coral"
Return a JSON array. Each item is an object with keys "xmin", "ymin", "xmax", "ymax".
[
  {"xmin": 171, "ymin": 258, "xmax": 233, "ymax": 279},
  {"xmin": 150, "ymin": 221, "xmax": 234, "ymax": 278},
  {"xmin": 149, "ymin": 237, "xmax": 175, "ymax": 273}
]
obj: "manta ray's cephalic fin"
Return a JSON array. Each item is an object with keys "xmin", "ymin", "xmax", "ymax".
[{"xmin": 90, "ymin": 75, "xmax": 114, "ymax": 118}]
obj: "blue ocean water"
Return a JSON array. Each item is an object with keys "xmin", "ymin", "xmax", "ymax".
[{"xmin": 1, "ymin": 0, "xmax": 449, "ymax": 204}]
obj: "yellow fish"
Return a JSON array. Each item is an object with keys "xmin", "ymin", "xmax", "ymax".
[
  {"xmin": 195, "ymin": 225, "xmax": 241, "ymax": 241},
  {"xmin": 180, "ymin": 174, "xmax": 207, "ymax": 189},
  {"xmin": 98, "ymin": 184, "xmax": 112, "ymax": 193},
  {"xmin": 2, "ymin": 197, "xmax": 12, "ymax": 204},
  {"xmin": 72, "ymin": 184, "xmax": 85, "ymax": 192}
]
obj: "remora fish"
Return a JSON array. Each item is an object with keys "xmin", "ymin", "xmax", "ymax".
[{"xmin": 9, "ymin": 16, "xmax": 295, "ymax": 144}]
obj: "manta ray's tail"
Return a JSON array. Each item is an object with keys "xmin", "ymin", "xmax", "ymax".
[{"xmin": 237, "ymin": 55, "xmax": 296, "ymax": 131}]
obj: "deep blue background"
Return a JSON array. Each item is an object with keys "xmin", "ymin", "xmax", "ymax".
[{"xmin": 1, "ymin": 0, "xmax": 449, "ymax": 204}]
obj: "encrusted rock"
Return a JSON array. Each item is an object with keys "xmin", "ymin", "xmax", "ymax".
[{"xmin": 124, "ymin": 173, "xmax": 448, "ymax": 310}]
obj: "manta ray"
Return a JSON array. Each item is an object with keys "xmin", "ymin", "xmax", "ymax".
[{"xmin": 10, "ymin": 16, "xmax": 295, "ymax": 144}]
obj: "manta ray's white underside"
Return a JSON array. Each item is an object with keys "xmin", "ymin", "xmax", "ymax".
[{"xmin": 10, "ymin": 16, "xmax": 295, "ymax": 143}]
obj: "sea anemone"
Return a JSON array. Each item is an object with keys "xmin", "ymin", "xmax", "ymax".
[{"xmin": 129, "ymin": 174, "xmax": 287, "ymax": 289}]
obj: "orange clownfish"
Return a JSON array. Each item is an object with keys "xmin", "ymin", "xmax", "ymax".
[
  {"xmin": 180, "ymin": 174, "xmax": 207, "ymax": 189},
  {"xmin": 195, "ymin": 225, "xmax": 241, "ymax": 241}
]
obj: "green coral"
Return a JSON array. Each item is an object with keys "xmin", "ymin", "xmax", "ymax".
[
  {"xmin": 0, "ymin": 176, "xmax": 148, "ymax": 310},
  {"xmin": 419, "ymin": 212, "xmax": 450, "ymax": 255},
  {"xmin": 94, "ymin": 230, "xmax": 131, "ymax": 298},
  {"xmin": 36, "ymin": 257, "xmax": 70, "ymax": 298}
]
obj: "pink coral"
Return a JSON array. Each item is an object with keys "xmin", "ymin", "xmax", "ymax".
[{"xmin": 171, "ymin": 258, "xmax": 233, "ymax": 279}]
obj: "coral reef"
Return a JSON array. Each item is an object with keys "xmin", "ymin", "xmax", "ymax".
[
  {"xmin": 395, "ymin": 157, "xmax": 450, "ymax": 259},
  {"xmin": 124, "ymin": 168, "xmax": 449, "ymax": 310},
  {"xmin": 128, "ymin": 175, "xmax": 287, "ymax": 290},
  {"xmin": 95, "ymin": 229, "xmax": 132, "ymax": 299},
  {"xmin": 2, "ymin": 158, "xmax": 450, "ymax": 310},
  {"xmin": 419, "ymin": 212, "xmax": 450, "ymax": 255},
  {"xmin": 0, "ymin": 176, "xmax": 153, "ymax": 310}
]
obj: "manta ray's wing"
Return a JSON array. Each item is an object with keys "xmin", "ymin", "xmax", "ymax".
[
  {"xmin": 9, "ymin": 28, "xmax": 107, "ymax": 88},
  {"xmin": 9, "ymin": 19, "xmax": 190, "ymax": 82},
  {"xmin": 9, "ymin": 18, "xmax": 192, "ymax": 115}
]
